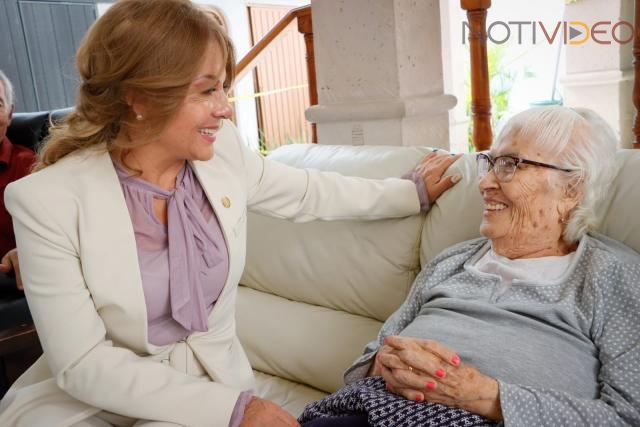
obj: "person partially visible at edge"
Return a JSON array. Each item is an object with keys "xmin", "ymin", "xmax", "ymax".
[
  {"xmin": 0, "ymin": 1, "xmax": 462, "ymax": 426},
  {"xmin": 299, "ymin": 106, "xmax": 640, "ymax": 427},
  {"xmin": 0, "ymin": 69, "xmax": 38, "ymax": 398},
  {"xmin": 0, "ymin": 70, "xmax": 37, "ymax": 292}
]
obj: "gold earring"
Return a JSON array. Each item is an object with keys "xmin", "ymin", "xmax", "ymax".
[{"xmin": 136, "ymin": 113, "xmax": 143, "ymax": 121}]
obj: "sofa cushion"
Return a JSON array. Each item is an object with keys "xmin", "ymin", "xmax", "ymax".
[
  {"xmin": 237, "ymin": 286, "xmax": 382, "ymax": 394},
  {"xmin": 241, "ymin": 144, "xmax": 436, "ymax": 322},
  {"xmin": 253, "ymin": 370, "xmax": 327, "ymax": 417},
  {"xmin": 597, "ymin": 150, "xmax": 640, "ymax": 253},
  {"xmin": 420, "ymin": 153, "xmax": 483, "ymax": 264},
  {"xmin": 238, "ymin": 144, "xmax": 640, "ymax": 418}
]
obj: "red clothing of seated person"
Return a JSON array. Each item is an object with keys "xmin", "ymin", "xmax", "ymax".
[
  {"xmin": 0, "ymin": 136, "xmax": 37, "ymax": 257},
  {"xmin": 0, "ymin": 70, "xmax": 38, "ymax": 288}
]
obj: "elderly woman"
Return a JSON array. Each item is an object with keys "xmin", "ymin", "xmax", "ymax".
[
  {"xmin": 0, "ymin": 1, "xmax": 461, "ymax": 426},
  {"xmin": 299, "ymin": 106, "xmax": 640, "ymax": 427}
]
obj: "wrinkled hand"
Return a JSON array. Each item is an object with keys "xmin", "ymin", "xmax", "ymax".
[
  {"xmin": 240, "ymin": 397, "xmax": 300, "ymax": 427},
  {"xmin": 0, "ymin": 249, "xmax": 22, "ymax": 290},
  {"xmin": 414, "ymin": 151, "xmax": 463, "ymax": 204},
  {"xmin": 368, "ymin": 344, "xmax": 396, "ymax": 377},
  {"xmin": 378, "ymin": 336, "xmax": 502, "ymax": 421}
]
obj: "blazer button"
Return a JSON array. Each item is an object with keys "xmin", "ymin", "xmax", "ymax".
[{"xmin": 222, "ymin": 196, "xmax": 231, "ymax": 208}]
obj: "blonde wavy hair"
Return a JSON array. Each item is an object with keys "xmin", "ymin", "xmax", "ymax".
[{"xmin": 34, "ymin": 0, "xmax": 236, "ymax": 172}]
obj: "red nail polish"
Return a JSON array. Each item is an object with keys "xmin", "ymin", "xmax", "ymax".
[
  {"xmin": 435, "ymin": 368, "xmax": 446, "ymax": 378},
  {"xmin": 386, "ymin": 383, "xmax": 392, "ymax": 391},
  {"xmin": 426, "ymin": 381, "xmax": 436, "ymax": 390},
  {"xmin": 415, "ymin": 395, "xmax": 424, "ymax": 402},
  {"xmin": 451, "ymin": 355, "xmax": 460, "ymax": 366}
]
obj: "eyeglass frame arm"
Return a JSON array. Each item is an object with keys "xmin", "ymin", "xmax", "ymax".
[{"xmin": 476, "ymin": 153, "xmax": 577, "ymax": 173}]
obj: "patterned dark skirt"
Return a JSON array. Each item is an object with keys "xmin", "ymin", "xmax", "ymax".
[{"xmin": 299, "ymin": 377, "xmax": 496, "ymax": 427}]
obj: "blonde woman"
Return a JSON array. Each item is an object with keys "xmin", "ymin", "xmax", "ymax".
[{"xmin": 0, "ymin": 1, "xmax": 460, "ymax": 426}]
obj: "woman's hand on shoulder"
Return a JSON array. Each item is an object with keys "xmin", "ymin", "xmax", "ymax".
[
  {"xmin": 240, "ymin": 397, "xmax": 300, "ymax": 427},
  {"xmin": 379, "ymin": 336, "xmax": 503, "ymax": 422},
  {"xmin": 414, "ymin": 151, "xmax": 463, "ymax": 203}
]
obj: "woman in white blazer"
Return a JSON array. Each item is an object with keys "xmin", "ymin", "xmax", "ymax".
[{"xmin": 0, "ymin": 1, "xmax": 461, "ymax": 426}]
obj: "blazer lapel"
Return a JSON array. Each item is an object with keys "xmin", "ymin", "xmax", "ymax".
[
  {"xmin": 80, "ymin": 136, "xmax": 246, "ymax": 354},
  {"xmin": 78, "ymin": 150, "xmax": 151, "ymax": 354},
  {"xmin": 190, "ymin": 145, "xmax": 247, "ymax": 309}
]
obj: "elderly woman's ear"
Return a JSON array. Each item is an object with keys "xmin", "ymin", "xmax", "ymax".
[
  {"xmin": 565, "ymin": 178, "xmax": 584, "ymax": 206},
  {"xmin": 557, "ymin": 181, "xmax": 583, "ymax": 224}
]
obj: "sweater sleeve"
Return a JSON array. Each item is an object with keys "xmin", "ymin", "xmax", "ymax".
[
  {"xmin": 228, "ymin": 391, "xmax": 253, "ymax": 427},
  {"xmin": 498, "ymin": 260, "xmax": 640, "ymax": 426},
  {"xmin": 344, "ymin": 262, "xmax": 437, "ymax": 383},
  {"xmin": 343, "ymin": 240, "xmax": 485, "ymax": 384},
  {"xmin": 232, "ymin": 124, "xmax": 422, "ymax": 222},
  {"xmin": 401, "ymin": 171, "xmax": 431, "ymax": 213}
]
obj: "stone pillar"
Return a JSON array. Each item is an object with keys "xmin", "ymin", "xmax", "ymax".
[
  {"xmin": 307, "ymin": 0, "xmax": 456, "ymax": 148},
  {"xmin": 561, "ymin": 0, "xmax": 634, "ymax": 148},
  {"xmin": 440, "ymin": 0, "xmax": 471, "ymax": 153}
]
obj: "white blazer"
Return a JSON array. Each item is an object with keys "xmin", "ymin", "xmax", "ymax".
[{"xmin": 0, "ymin": 120, "xmax": 420, "ymax": 427}]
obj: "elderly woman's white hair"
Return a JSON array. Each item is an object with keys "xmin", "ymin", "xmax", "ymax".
[
  {"xmin": 0, "ymin": 70, "xmax": 14, "ymax": 107},
  {"xmin": 494, "ymin": 106, "xmax": 618, "ymax": 243}
]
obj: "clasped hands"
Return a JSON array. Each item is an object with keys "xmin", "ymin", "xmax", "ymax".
[{"xmin": 371, "ymin": 336, "xmax": 503, "ymax": 421}]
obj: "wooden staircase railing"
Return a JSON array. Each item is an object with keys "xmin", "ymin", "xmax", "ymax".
[
  {"xmin": 235, "ymin": 5, "xmax": 318, "ymax": 143},
  {"xmin": 461, "ymin": 0, "xmax": 492, "ymax": 151},
  {"xmin": 235, "ymin": 2, "xmax": 497, "ymax": 150}
]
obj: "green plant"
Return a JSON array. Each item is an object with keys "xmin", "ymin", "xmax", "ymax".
[{"xmin": 257, "ymin": 129, "xmax": 269, "ymax": 156}]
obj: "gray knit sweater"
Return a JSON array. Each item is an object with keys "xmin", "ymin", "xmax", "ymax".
[{"xmin": 344, "ymin": 234, "xmax": 640, "ymax": 426}]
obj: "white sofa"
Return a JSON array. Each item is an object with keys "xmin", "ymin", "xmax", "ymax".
[{"xmin": 235, "ymin": 143, "xmax": 640, "ymax": 416}]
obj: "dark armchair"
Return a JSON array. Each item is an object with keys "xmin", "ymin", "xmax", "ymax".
[{"xmin": 7, "ymin": 107, "xmax": 73, "ymax": 152}]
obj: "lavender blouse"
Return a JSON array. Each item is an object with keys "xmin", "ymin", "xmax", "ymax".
[
  {"xmin": 115, "ymin": 161, "xmax": 229, "ymax": 346},
  {"xmin": 115, "ymin": 161, "xmax": 252, "ymax": 427},
  {"xmin": 114, "ymin": 160, "xmax": 429, "ymax": 426}
]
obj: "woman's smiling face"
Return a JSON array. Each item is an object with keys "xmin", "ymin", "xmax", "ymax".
[
  {"xmin": 478, "ymin": 135, "xmax": 579, "ymax": 259},
  {"xmin": 152, "ymin": 42, "xmax": 232, "ymax": 162}
]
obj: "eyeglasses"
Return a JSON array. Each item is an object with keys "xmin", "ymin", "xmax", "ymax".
[{"xmin": 476, "ymin": 152, "xmax": 577, "ymax": 183}]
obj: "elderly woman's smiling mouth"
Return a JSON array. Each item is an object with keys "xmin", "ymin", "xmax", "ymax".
[{"xmin": 483, "ymin": 198, "xmax": 509, "ymax": 213}]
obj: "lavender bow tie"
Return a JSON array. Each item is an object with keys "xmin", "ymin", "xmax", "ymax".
[{"xmin": 148, "ymin": 166, "xmax": 224, "ymax": 332}]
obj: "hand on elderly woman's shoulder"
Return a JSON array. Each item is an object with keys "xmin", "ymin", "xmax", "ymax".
[
  {"xmin": 376, "ymin": 336, "xmax": 503, "ymax": 422},
  {"xmin": 240, "ymin": 397, "xmax": 300, "ymax": 427},
  {"xmin": 413, "ymin": 151, "xmax": 463, "ymax": 204}
]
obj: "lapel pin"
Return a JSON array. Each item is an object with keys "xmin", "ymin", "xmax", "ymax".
[{"xmin": 222, "ymin": 196, "xmax": 231, "ymax": 208}]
